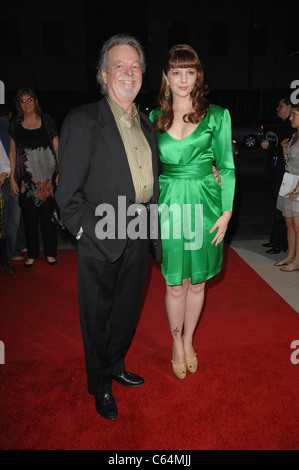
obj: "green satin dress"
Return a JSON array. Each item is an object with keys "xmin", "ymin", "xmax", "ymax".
[{"xmin": 149, "ymin": 104, "xmax": 235, "ymax": 286}]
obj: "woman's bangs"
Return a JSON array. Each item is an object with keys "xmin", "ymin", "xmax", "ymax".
[{"xmin": 169, "ymin": 50, "xmax": 198, "ymax": 70}]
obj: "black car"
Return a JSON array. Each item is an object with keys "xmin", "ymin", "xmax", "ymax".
[{"xmin": 232, "ymin": 121, "xmax": 264, "ymax": 148}]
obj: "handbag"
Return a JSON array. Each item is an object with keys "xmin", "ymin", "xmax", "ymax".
[
  {"xmin": 279, "ymin": 172, "xmax": 299, "ymax": 197},
  {"xmin": 43, "ymin": 114, "xmax": 69, "ymax": 238},
  {"xmin": 51, "ymin": 205, "xmax": 70, "ymax": 242}
]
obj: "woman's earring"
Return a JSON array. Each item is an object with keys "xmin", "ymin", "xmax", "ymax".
[{"xmin": 164, "ymin": 84, "xmax": 171, "ymax": 100}]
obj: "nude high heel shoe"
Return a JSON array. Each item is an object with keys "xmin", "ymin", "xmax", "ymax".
[
  {"xmin": 171, "ymin": 359, "xmax": 186, "ymax": 380},
  {"xmin": 171, "ymin": 345, "xmax": 186, "ymax": 380},
  {"xmin": 182, "ymin": 335, "xmax": 198, "ymax": 374},
  {"xmin": 185, "ymin": 353, "xmax": 198, "ymax": 374}
]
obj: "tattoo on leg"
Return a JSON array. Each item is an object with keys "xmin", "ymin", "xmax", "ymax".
[{"xmin": 173, "ymin": 327, "xmax": 180, "ymax": 338}]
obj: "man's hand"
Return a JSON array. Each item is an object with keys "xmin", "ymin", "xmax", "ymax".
[{"xmin": 261, "ymin": 139, "xmax": 270, "ymax": 149}]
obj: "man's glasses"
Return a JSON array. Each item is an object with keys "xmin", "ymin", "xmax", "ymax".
[{"xmin": 20, "ymin": 97, "xmax": 34, "ymax": 104}]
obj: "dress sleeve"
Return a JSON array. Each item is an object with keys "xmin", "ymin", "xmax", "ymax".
[
  {"xmin": 149, "ymin": 109, "xmax": 162, "ymax": 124},
  {"xmin": 212, "ymin": 107, "xmax": 236, "ymax": 211},
  {"xmin": 149, "ymin": 110, "xmax": 155, "ymax": 123}
]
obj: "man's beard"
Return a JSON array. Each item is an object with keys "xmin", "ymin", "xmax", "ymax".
[{"xmin": 117, "ymin": 76, "xmax": 140, "ymax": 98}]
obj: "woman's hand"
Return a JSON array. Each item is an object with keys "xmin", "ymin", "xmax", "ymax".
[
  {"xmin": 281, "ymin": 139, "xmax": 290, "ymax": 159},
  {"xmin": 281, "ymin": 138, "xmax": 290, "ymax": 151},
  {"xmin": 286, "ymin": 190, "xmax": 299, "ymax": 201},
  {"xmin": 10, "ymin": 178, "xmax": 19, "ymax": 195},
  {"xmin": 210, "ymin": 211, "xmax": 232, "ymax": 246}
]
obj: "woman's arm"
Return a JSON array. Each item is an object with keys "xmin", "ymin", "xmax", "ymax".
[
  {"xmin": 52, "ymin": 135, "xmax": 59, "ymax": 185},
  {"xmin": 53, "ymin": 135, "xmax": 59, "ymax": 167},
  {"xmin": 8, "ymin": 138, "xmax": 19, "ymax": 195},
  {"xmin": 210, "ymin": 107, "xmax": 236, "ymax": 245}
]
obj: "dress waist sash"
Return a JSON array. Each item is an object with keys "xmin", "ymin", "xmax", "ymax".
[{"xmin": 161, "ymin": 162, "xmax": 212, "ymax": 179}]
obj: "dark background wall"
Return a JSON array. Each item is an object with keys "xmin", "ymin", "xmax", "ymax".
[{"xmin": 0, "ymin": 0, "xmax": 298, "ymax": 128}]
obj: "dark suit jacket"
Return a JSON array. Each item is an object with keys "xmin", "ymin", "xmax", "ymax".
[
  {"xmin": 56, "ymin": 97, "xmax": 162, "ymax": 263},
  {"xmin": 268, "ymin": 116, "xmax": 294, "ymax": 168}
]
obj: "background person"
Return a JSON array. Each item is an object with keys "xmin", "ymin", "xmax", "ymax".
[
  {"xmin": 150, "ymin": 44, "xmax": 235, "ymax": 380},
  {"xmin": 0, "ymin": 104, "xmax": 26, "ymax": 262},
  {"xmin": 261, "ymin": 95, "xmax": 294, "ymax": 254},
  {"xmin": 8, "ymin": 88, "xmax": 59, "ymax": 268},
  {"xmin": 275, "ymin": 103, "xmax": 299, "ymax": 272},
  {"xmin": 0, "ymin": 140, "xmax": 14, "ymax": 275}
]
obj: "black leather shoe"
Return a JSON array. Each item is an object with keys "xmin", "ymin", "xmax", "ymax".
[
  {"xmin": 113, "ymin": 371, "xmax": 144, "ymax": 387},
  {"xmin": 262, "ymin": 242, "xmax": 273, "ymax": 247},
  {"xmin": 95, "ymin": 392, "xmax": 118, "ymax": 420},
  {"xmin": 0, "ymin": 261, "xmax": 15, "ymax": 275},
  {"xmin": 265, "ymin": 248, "xmax": 281, "ymax": 254}
]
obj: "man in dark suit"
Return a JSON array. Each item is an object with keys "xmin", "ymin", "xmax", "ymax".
[
  {"xmin": 261, "ymin": 95, "xmax": 294, "ymax": 253},
  {"xmin": 56, "ymin": 34, "xmax": 161, "ymax": 420}
]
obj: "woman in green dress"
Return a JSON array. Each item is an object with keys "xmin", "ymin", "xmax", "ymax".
[{"xmin": 150, "ymin": 45, "xmax": 235, "ymax": 380}]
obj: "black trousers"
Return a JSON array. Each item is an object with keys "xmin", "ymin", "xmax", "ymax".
[
  {"xmin": 20, "ymin": 196, "xmax": 57, "ymax": 259},
  {"xmin": 77, "ymin": 232, "xmax": 150, "ymax": 395}
]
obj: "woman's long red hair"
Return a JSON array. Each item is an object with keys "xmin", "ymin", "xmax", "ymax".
[{"xmin": 153, "ymin": 44, "xmax": 210, "ymax": 133}]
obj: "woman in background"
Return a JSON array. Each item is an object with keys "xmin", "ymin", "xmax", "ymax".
[
  {"xmin": 9, "ymin": 87, "xmax": 59, "ymax": 268},
  {"xmin": 276, "ymin": 103, "xmax": 299, "ymax": 272}
]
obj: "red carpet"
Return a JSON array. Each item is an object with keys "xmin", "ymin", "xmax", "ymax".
[{"xmin": 0, "ymin": 245, "xmax": 298, "ymax": 450}]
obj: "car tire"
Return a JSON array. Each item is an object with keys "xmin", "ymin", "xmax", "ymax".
[{"xmin": 244, "ymin": 135, "xmax": 257, "ymax": 148}]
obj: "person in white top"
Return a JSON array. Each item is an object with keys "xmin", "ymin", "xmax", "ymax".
[
  {"xmin": 275, "ymin": 103, "xmax": 299, "ymax": 271},
  {"xmin": 0, "ymin": 140, "xmax": 15, "ymax": 274}
]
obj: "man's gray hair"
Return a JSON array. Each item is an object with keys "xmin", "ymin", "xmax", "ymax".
[{"xmin": 96, "ymin": 34, "xmax": 146, "ymax": 94}]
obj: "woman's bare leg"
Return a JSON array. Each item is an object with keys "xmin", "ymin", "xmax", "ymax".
[
  {"xmin": 183, "ymin": 280, "xmax": 205, "ymax": 357},
  {"xmin": 165, "ymin": 279, "xmax": 189, "ymax": 364}
]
